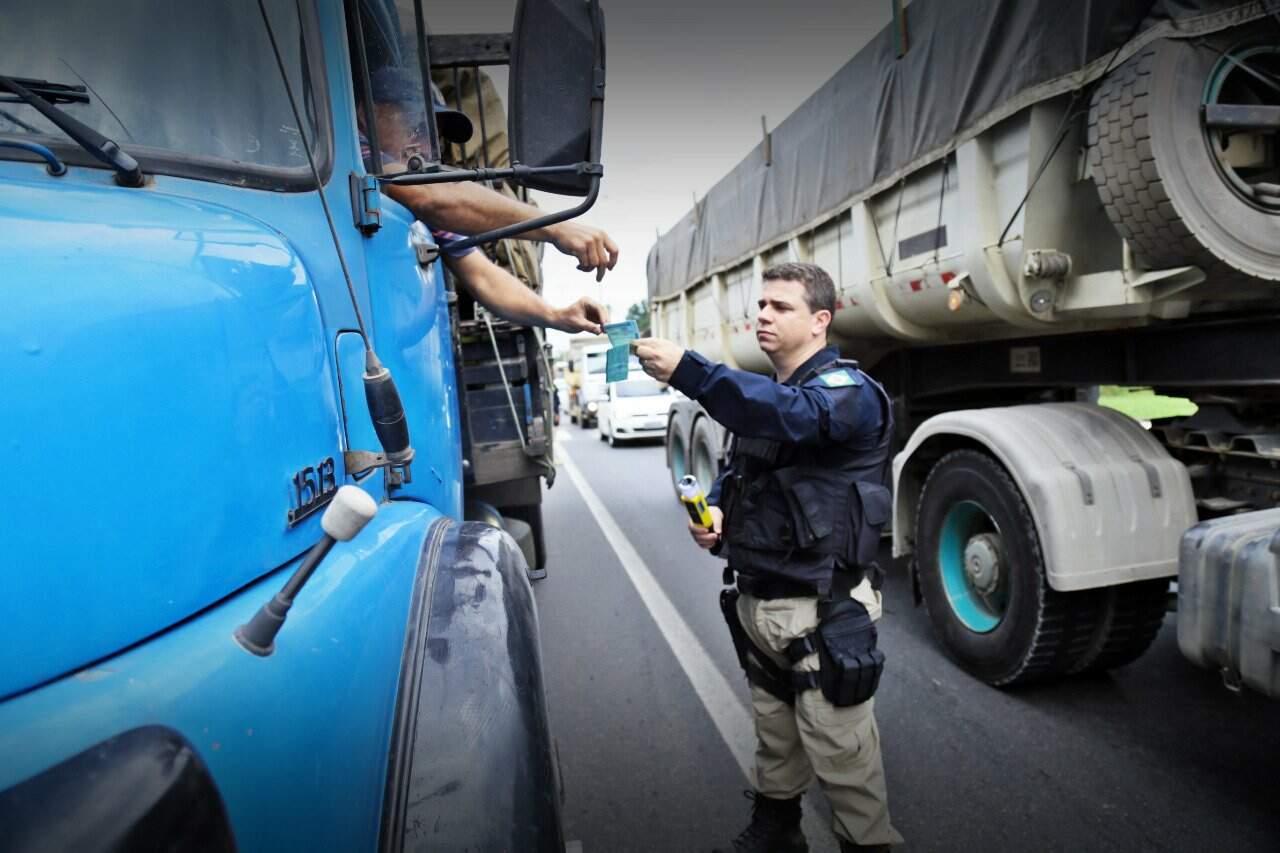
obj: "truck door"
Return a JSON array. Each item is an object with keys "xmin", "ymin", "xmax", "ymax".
[{"xmin": 342, "ymin": 0, "xmax": 465, "ymax": 517}]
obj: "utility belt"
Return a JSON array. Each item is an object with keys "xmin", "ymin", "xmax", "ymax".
[
  {"xmin": 731, "ymin": 564, "xmax": 885, "ymax": 599},
  {"xmin": 734, "ymin": 573, "xmax": 824, "ymax": 601},
  {"xmin": 720, "ymin": 569, "xmax": 885, "ymax": 708}
]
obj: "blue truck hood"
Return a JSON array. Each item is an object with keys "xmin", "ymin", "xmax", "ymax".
[{"xmin": 0, "ymin": 172, "xmax": 343, "ymax": 698}]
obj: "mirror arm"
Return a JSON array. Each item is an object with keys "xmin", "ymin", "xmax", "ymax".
[
  {"xmin": 440, "ymin": 87, "xmax": 604, "ymax": 250},
  {"xmin": 439, "ymin": 175, "xmax": 600, "ymax": 251},
  {"xmin": 385, "ymin": 83, "xmax": 606, "ymax": 251},
  {"xmin": 380, "ymin": 162, "xmax": 601, "ymax": 187}
]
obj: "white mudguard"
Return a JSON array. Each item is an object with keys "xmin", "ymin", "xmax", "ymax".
[{"xmin": 894, "ymin": 403, "xmax": 1196, "ymax": 592}]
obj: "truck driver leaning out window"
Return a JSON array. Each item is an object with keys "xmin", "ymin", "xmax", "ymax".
[
  {"xmin": 359, "ymin": 66, "xmax": 614, "ymax": 334},
  {"xmin": 635, "ymin": 262, "xmax": 903, "ymax": 853}
]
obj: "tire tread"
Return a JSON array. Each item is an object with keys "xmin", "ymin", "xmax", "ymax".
[
  {"xmin": 1087, "ymin": 44, "xmax": 1235, "ymax": 277},
  {"xmin": 1070, "ymin": 579, "xmax": 1169, "ymax": 674}
]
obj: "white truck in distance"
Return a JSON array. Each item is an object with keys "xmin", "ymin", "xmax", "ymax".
[
  {"xmin": 649, "ymin": 1, "xmax": 1280, "ymax": 696},
  {"xmin": 565, "ymin": 336, "xmax": 610, "ymax": 429}
]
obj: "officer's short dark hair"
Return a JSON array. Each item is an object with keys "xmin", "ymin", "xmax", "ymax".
[{"xmin": 761, "ymin": 262, "xmax": 836, "ymax": 315}]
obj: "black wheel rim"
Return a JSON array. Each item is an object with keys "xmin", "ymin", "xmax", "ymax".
[{"xmin": 1201, "ymin": 41, "xmax": 1280, "ymax": 214}]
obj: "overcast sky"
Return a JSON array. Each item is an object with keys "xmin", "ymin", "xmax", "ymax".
[{"xmin": 429, "ymin": 0, "xmax": 891, "ymax": 349}]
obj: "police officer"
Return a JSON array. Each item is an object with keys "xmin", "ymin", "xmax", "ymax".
[{"xmin": 635, "ymin": 262, "xmax": 902, "ymax": 853}]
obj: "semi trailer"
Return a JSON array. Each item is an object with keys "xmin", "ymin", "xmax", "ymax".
[{"xmin": 651, "ymin": 0, "xmax": 1280, "ymax": 695}]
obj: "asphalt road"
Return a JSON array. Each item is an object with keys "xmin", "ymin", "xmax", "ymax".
[{"xmin": 532, "ymin": 427, "xmax": 1280, "ymax": 853}]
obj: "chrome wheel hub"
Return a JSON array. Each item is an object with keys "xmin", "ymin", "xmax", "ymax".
[{"xmin": 964, "ymin": 533, "xmax": 1004, "ymax": 597}]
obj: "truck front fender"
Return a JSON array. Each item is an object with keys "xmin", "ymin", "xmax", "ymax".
[
  {"xmin": 380, "ymin": 519, "xmax": 562, "ymax": 852},
  {"xmin": 893, "ymin": 403, "xmax": 1196, "ymax": 592}
]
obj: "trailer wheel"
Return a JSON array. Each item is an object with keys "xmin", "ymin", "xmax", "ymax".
[
  {"xmin": 1088, "ymin": 34, "xmax": 1280, "ymax": 280},
  {"xmin": 690, "ymin": 418, "xmax": 720, "ymax": 495},
  {"xmin": 915, "ymin": 450, "xmax": 1098, "ymax": 686},
  {"xmin": 503, "ymin": 504, "xmax": 546, "ymax": 576},
  {"xmin": 1068, "ymin": 579, "xmax": 1169, "ymax": 674},
  {"xmin": 668, "ymin": 420, "xmax": 690, "ymax": 497}
]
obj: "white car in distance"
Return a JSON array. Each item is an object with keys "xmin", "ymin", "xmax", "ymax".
[{"xmin": 598, "ymin": 373, "xmax": 676, "ymax": 446}]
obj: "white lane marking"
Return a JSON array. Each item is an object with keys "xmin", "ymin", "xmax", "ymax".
[
  {"xmin": 558, "ymin": 448, "xmax": 838, "ymax": 852},
  {"xmin": 559, "ymin": 449, "xmax": 756, "ymax": 771}
]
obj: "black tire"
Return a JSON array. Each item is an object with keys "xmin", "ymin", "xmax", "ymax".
[
  {"xmin": 503, "ymin": 503, "xmax": 546, "ymax": 574},
  {"xmin": 1088, "ymin": 35, "xmax": 1280, "ymax": 280},
  {"xmin": 667, "ymin": 419, "xmax": 690, "ymax": 498},
  {"xmin": 1069, "ymin": 579, "xmax": 1169, "ymax": 674},
  {"xmin": 463, "ymin": 500, "xmax": 504, "ymax": 528},
  {"xmin": 915, "ymin": 450, "xmax": 1100, "ymax": 686},
  {"xmin": 690, "ymin": 418, "xmax": 720, "ymax": 495}
]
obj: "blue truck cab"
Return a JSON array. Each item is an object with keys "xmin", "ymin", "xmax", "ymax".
[{"xmin": 0, "ymin": 1, "xmax": 604, "ymax": 849}]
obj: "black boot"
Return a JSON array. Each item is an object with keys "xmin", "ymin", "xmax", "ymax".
[
  {"xmin": 839, "ymin": 840, "xmax": 890, "ymax": 852},
  {"xmin": 713, "ymin": 790, "xmax": 807, "ymax": 853}
]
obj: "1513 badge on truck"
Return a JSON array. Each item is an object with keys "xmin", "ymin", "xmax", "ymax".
[{"xmin": 288, "ymin": 456, "xmax": 338, "ymax": 526}]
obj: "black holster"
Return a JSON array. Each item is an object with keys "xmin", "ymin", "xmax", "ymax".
[
  {"xmin": 719, "ymin": 588, "xmax": 796, "ymax": 706},
  {"xmin": 805, "ymin": 597, "xmax": 884, "ymax": 707},
  {"xmin": 721, "ymin": 586, "xmax": 885, "ymax": 708}
]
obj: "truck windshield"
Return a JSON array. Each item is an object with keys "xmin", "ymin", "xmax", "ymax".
[
  {"xmin": 616, "ymin": 379, "xmax": 668, "ymax": 398},
  {"xmin": 0, "ymin": 0, "xmax": 325, "ymax": 188}
]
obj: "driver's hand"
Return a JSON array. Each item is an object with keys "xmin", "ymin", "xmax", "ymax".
[
  {"xmin": 554, "ymin": 297, "xmax": 610, "ymax": 334},
  {"xmin": 548, "ymin": 222, "xmax": 620, "ymax": 281}
]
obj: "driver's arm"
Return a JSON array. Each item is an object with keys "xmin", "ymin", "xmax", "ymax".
[
  {"xmin": 383, "ymin": 181, "xmax": 619, "ymax": 280},
  {"xmin": 443, "ymin": 250, "xmax": 608, "ymax": 334}
]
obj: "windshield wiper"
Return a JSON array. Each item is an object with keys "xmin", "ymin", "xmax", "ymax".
[
  {"xmin": 0, "ymin": 76, "xmax": 88, "ymax": 106},
  {"xmin": 0, "ymin": 74, "xmax": 142, "ymax": 186}
]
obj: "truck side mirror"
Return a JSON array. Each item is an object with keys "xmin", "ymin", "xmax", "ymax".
[{"xmin": 507, "ymin": 0, "xmax": 605, "ymax": 196}]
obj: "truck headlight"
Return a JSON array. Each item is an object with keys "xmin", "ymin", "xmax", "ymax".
[{"xmin": 587, "ymin": 402, "xmax": 598, "ymax": 413}]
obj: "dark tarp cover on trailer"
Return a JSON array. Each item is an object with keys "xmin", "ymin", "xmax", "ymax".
[{"xmin": 645, "ymin": 0, "xmax": 1271, "ymax": 299}]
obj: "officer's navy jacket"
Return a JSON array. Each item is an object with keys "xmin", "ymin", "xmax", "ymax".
[
  {"xmin": 669, "ymin": 345, "xmax": 883, "ymax": 503},
  {"xmin": 668, "ymin": 344, "xmax": 892, "ymax": 595}
]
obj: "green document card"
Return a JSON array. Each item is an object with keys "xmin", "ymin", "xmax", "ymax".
[{"xmin": 603, "ymin": 321, "xmax": 639, "ymax": 382}]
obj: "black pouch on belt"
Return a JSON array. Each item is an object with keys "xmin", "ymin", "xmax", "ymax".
[{"xmin": 808, "ymin": 598, "xmax": 885, "ymax": 707}]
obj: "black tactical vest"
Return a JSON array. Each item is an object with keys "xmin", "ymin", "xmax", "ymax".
[{"xmin": 719, "ymin": 357, "xmax": 893, "ymax": 597}]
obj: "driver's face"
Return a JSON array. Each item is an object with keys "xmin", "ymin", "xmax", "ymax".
[{"xmin": 372, "ymin": 102, "xmax": 424, "ymax": 161}]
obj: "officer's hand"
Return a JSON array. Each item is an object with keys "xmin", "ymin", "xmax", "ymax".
[
  {"xmin": 689, "ymin": 506, "xmax": 723, "ymax": 550},
  {"xmin": 547, "ymin": 222, "xmax": 620, "ymax": 282},
  {"xmin": 632, "ymin": 337, "xmax": 685, "ymax": 383},
  {"xmin": 554, "ymin": 297, "xmax": 610, "ymax": 335}
]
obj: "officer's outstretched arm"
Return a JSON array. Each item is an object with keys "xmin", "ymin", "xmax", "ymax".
[{"xmin": 668, "ymin": 351, "xmax": 850, "ymax": 445}]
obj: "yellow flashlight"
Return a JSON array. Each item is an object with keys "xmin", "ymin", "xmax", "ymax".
[{"xmin": 678, "ymin": 475, "xmax": 715, "ymax": 529}]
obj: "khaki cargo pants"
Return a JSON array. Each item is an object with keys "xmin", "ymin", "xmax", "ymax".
[{"xmin": 737, "ymin": 579, "xmax": 903, "ymax": 847}]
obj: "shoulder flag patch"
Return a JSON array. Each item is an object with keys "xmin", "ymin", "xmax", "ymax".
[{"xmin": 818, "ymin": 369, "xmax": 860, "ymax": 388}]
